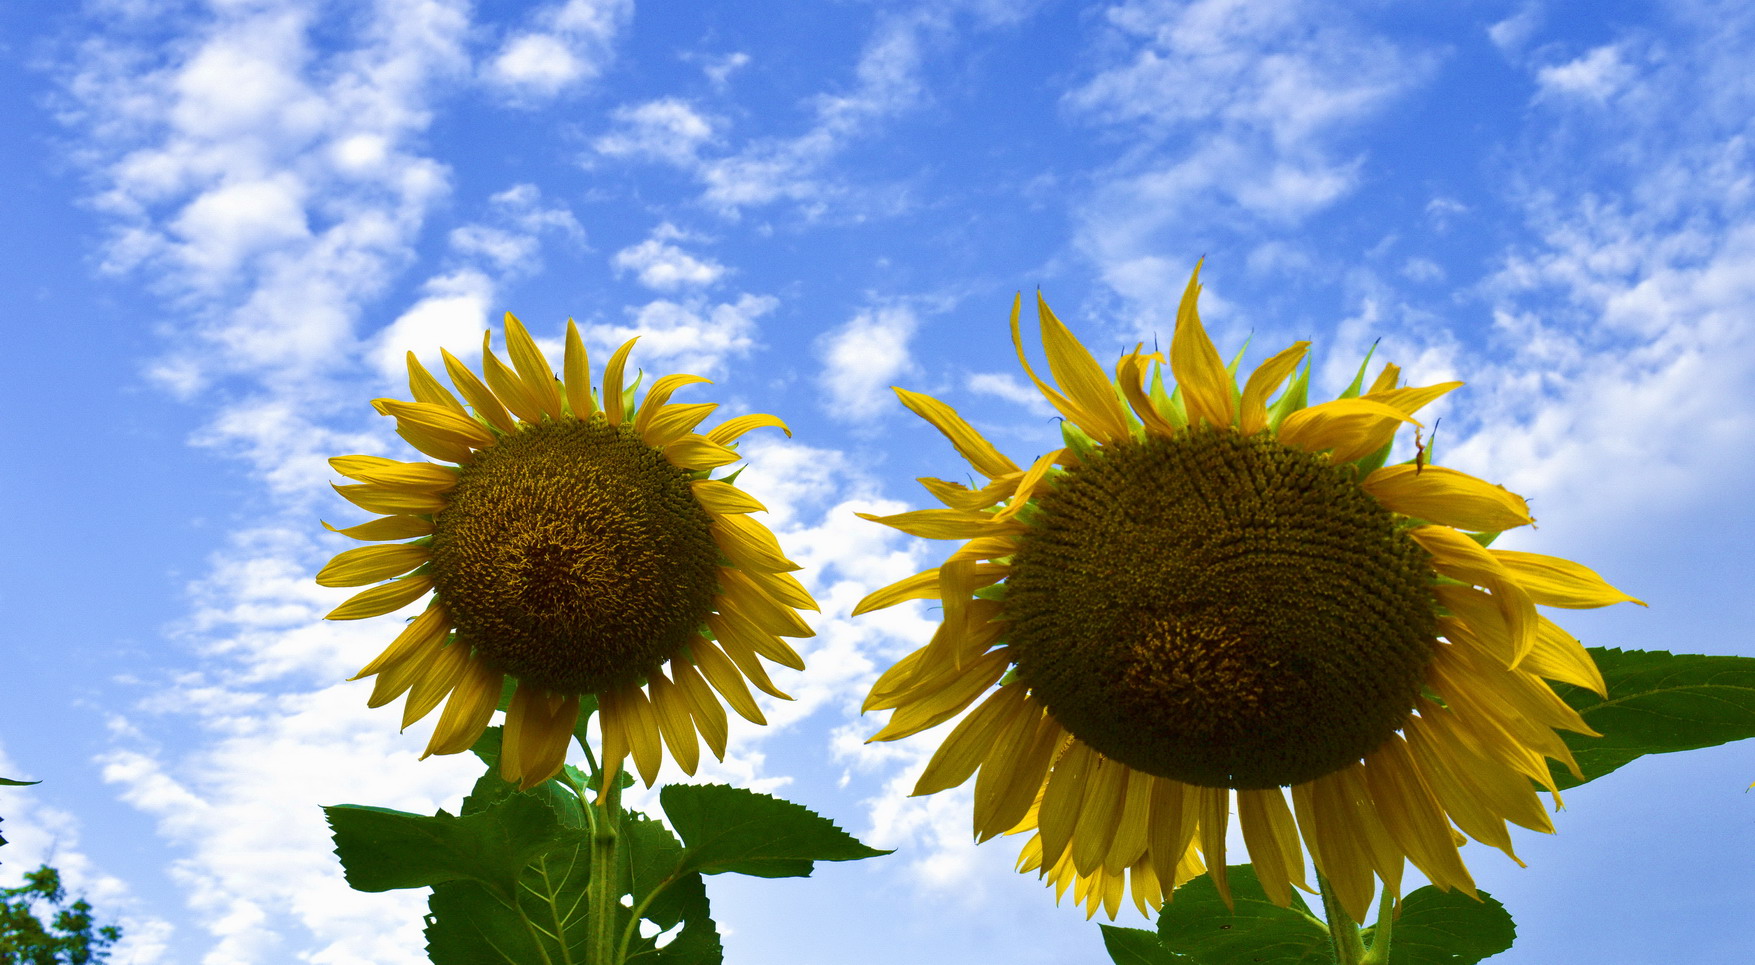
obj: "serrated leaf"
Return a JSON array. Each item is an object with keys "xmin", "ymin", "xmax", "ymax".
[
  {"xmin": 661, "ymin": 784, "xmax": 891, "ymax": 878},
  {"xmin": 621, "ymin": 816, "xmax": 722, "ymax": 964},
  {"xmin": 1156, "ymin": 865, "xmax": 1331, "ymax": 965},
  {"xmin": 1362, "ymin": 886, "xmax": 1514, "ymax": 964},
  {"xmin": 425, "ymin": 845, "xmax": 592, "ymax": 965},
  {"xmin": 324, "ymin": 793, "xmax": 572, "ymax": 899},
  {"xmin": 1101, "ymin": 924, "xmax": 1184, "ymax": 964},
  {"xmin": 1550, "ymin": 648, "xmax": 1755, "ymax": 789}
]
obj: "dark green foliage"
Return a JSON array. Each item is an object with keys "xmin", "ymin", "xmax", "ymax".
[{"xmin": 0, "ymin": 866, "xmax": 122, "ymax": 965}]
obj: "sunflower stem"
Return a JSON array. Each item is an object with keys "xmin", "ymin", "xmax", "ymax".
[
  {"xmin": 1317, "ymin": 871, "xmax": 1367, "ymax": 965},
  {"xmin": 1360, "ymin": 888, "xmax": 1396, "ymax": 965},
  {"xmin": 586, "ymin": 774, "xmax": 623, "ymax": 965}
]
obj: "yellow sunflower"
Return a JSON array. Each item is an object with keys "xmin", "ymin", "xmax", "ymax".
[
  {"xmin": 318, "ymin": 314, "xmax": 815, "ymax": 790},
  {"xmin": 854, "ymin": 264, "xmax": 1643, "ymax": 923}
]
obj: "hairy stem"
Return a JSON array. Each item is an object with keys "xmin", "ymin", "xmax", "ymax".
[{"xmin": 1317, "ymin": 872, "xmax": 1367, "ymax": 965}]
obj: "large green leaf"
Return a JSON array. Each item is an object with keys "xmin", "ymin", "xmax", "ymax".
[
  {"xmin": 1100, "ymin": 924, "xmax": 1184, "ymax": 964},
  {"xmin": 620, "ymin": 815, "xmax": 722, "ymax": 965},
  {"xmin": 1362, "ymin": 886, "xmax": 1514, "ymax": 964},
  {"xmin": 1551, "ymin": 647, "xmax": 1755, "ymax": 789},
  {"xmin": 660, "ymin": 784, "xmax": 891, "ymax": 878},
  {"xmin": 1155, "ymin": 865, "xmax": 1332, "ymax": 964},
  {"xmin": 425, "ymin": 845, "xmax": 592, "ymax": 965},
  {"xmin": 324, "ymin": 793, "xmax": 575, "ymax": 900}
]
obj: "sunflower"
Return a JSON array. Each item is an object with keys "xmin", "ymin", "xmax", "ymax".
[
  {"xmin": 318, "ymin": 314, "xmax": 814, "ymax": 790},
  {"xmin": 854, "ymin": 264, "xmax": 1643, "ymax": 923}
]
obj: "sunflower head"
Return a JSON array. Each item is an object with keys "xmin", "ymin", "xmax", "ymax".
[
  {"xmin": 855, "ymin": 263, "xmax": 1644, "ymax": 922},
  {"xmin": 319, "ymin": 314, "xmax": 817, "ymax": 789}
]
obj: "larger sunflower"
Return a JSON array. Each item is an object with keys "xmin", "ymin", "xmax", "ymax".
[
  {"xmin": 854, "ymin": 265, "xmax": 1642, "ymax": 923},
  {"xmin": 319, "ymin": 314, "xmax": 814, "ymax": 790}
]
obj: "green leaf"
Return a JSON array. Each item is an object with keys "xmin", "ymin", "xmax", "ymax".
[
  {"xmin": 324, "ymin": 793, "xmax": 573, "ymax": 899},
  {"xmin": 1363, "ymin": 886, "xmax": 1514, "ymax": 964},
  {"xmin": 660, "ymin": 784, "xmax": 891, "ymax": 878},
  {"xmin": 1156, "ymin": 865, "xmax": 1331, "ymax": 964},
  {"xmin": 620, "ymin": 816, "xmax": 722, "ymax": 964},
  {"xmin": 425, "ymin": 845, "xmax": 592, "ymax": 965},
  {"xmin": 1550, "ymin": 647, "xmax": 1755, "ymax": 789},
  {"xmin": 1100, "ymin": 924, "xmax": 1184, "ymax": 964},
  {"xmin": 0, "ymin": 777, "xmax": 39, "ymax": 786}
]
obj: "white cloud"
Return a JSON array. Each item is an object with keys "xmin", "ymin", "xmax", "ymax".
[
  {"xmin": 1066, "ymin": 0, "xmax": 1434, "ymax": 311},
  {"xmin": 484, "ymin": 0, "xmax": 632, "ymax": 101},
  {"xmin": 369, "ymin": 268, "xmax": 495, "ymax": 381},
  {"xmin": 580, "ymin": 293, "xmax": 777, "ymax": 376},
  {"xmin": 966, "ymin": 371, "xmax": 1057, "ymax": 417},
  {"xmin": 593, "ymin": 97, "xmax": 718, "ymax": 164},
  {"xmin": 613, "ymin": 224, "xmax": 727, "ymax": 290},
  {"xmin": 1535, "ymin": 45, "xmax": 1633, "ymax": 103},
  {"xmin": 1487, "ymin": 3, "xmax": 1542, "ymax": 57},
  {"xmin": 816, "ymin": 305, "xmax": 922, "ymax": 421}
]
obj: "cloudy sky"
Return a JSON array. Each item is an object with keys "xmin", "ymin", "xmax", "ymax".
[{"xmin": 3, "ymin": 0, "xmax": 1753, "ymax": 962}]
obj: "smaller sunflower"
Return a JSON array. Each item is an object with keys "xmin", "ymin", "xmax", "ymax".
[
  {"xmin": 319, "ymin": 314, "xmax": 814, "ymax": 789},
  {"xmin": 855, "ymin": 264, "xmax": 1643, "ymax": 922}
]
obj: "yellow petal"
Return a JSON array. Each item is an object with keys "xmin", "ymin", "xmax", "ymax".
[
  {"xmin": 502, "ymin": 312, "xmax": 564, "ymax": 420},
  {"xmin": 664, "ymin": 434, "xmax": 741, "ymax": 470},
  {"xmin": 376, "ymin": 397, "xmax": 497, "ymax": 450},
  {"xmin": 854, "ymin": 508, "xmax": 1024, "ymax": 540},
  {"xmin": 1367, "ymin": 362, "xmax": 1401, "ymax": 395},
  {"xmin": 400, "ymin": 638, "xmax": 471, "ymax": 728},
  {"xmin": 708, "ymin": 607, "xmax": 805, "ymax": 671},
  {"xmin": 1169, "ymin": 263, "xmax": 1236, "ymax": 430},
  {"xmin": 1278, "ymin": 398, "xmax": 1420, "ymax": 463},
  {"xmin": 706, "ymin": 412, "xmax": 791, "ymax": 447},
  {"xmin": 642, "ymin": 402, "xmax": 718, "ymax": 448},
  {"xmin": 711, "ymin": 512, "xmax": 801, "ymax": 572},
  {"xmin": 1037, "ymin": 740, "xmax": 1095, "ymax": 869},
  {"xmin": 1491, "ymin": 550, "xmax": 1646, "ymax": 608},
  {"xmin": 395, "ymin": 423, "xmax": 475, "ymax": 465},
  {"xmin": 563, "ymin": 319, "xmax": 596, "ymax": 418},
  {"xmin": 893, "ymin": 387, "xmax": 1020, "ymax": 479},
  {"xmin": 852, "ymin": 568, "xmax": 939, "ymax": 616},
  {"xmin": 1116, "ymin": 351, "xmax": 1179, "ymax": 438},
  {"xmin": 1359, "ymin": 736, "xmax": 1476, "ymax": 896},
  {"xmin": 601, "ymin": 338, "xmax": 639, "ymax": 425},
  {"xmin": 974, "ymin": 706, "xmax": 1062, "ymax": 841},
  {"xmin": 326, "ymin": 575, "xmax": 433, "ymax": 620},
  {"xmin": 692, "ymin": 479, "xmax": 767, "ymax": 515},
  {"xmin": 1362, "ymin": 465, "xmax": 1533, "ymax": 531},
  {"xmin": 330, "ymin": 456, "xmax": 458, "ymax": 493},
  {"xmin": 481, "ymin": 333, "xmax": 545, "ymax": 424},
  {"xmin": 647, "ymin": 671, "xmax": 701, "ymax": 776},
  {"xmin": 1523, "ymin": 616, "xmax": 1607, "ymax": 695},
  {"xmin": 440, "ymin": 349, "xmax": 517, "ymax": 434},
  {"xmin": 1069, "ymin": 755, "xmax": 1128, "ymax": 876},
  {"xmin": 352, "ymin": 602, "xmax": 450, "ymax": 679},
  {"xmin": 503, "ymin": 686, "xmax": 578, "ymax": 789},
  {"xmin": 1291, "ymin": 771, "xmax": 1380, "ymax": 924},
  {"xmin": 914, "ymin": 682, "xmax": 1026, "ymax": 795},
  {"xmin": 670, "ymin": 655, "xmax": 730, "ymax": 760},
  {"xmin": 1409, "ymin": 525, "xmax": 1507, "ymax": 586},
  {"xmin": 1235, "ymin": 789, "xmax": 1307, "ymax": 907},
  {"xmin": 634, "ymin": 373, "xmax": 712, "ymax": 436},
  {"xmin": 1194, "ymin": 785, "xmax": 1232, "ymax": 907},
  {"xmin": 1361, "ymin": 381, "xmax": 1463, "ymax": 418},
  {"xmin": 867, "ymin": 647, "xmax": 1010, "ymax": 742},
  {"xmin": 316, "ymin": 543, "xmax": 428, "ymax": 587},
  {"xmin": 331, "ymin": 484, "xmax": 448, "ymax": 516},
  {"xmin": 323, "ymin": 516, "xmax": 433, "ymax": 542},
  {"xmin": 406, "ymin": 352, "xmax": 466, "ymax": 414},
  {"xmin": 421, "ymin": 656, "xmax": 501, "ymax": 757},
  {"xmin": 1037, "ymin": 293, "xmax": 1131, "ymax": 444},
  {"xmin": 1238, "ymin": 341, "xmax": 1311, "ymax": 435},
  {"xmin": 622, "ymin": 684, "xmax": 665, "ymax": 787},
  {"xmin": 1102, "ymin": 768, "xmax": 1154, "ymax": 875},
  {"xmin": 689, "ymin": 639, "xmax": 767, "ymax": 724},
  {"xmin": 917, "ymin": 474, "xmax": 1020, "ymax": 511},
  {"xmin": 717, "ymin": 567, "xmax": 814, "ymax": 636},
  {"xmin": 993, "ymin": 451, "xmax": 1059, "ymax": 522}
]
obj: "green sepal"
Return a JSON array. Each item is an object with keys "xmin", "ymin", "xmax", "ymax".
[
  {"xmin": 1352, "ymin": 436, "xmax": 1396, "ymax": 476},
  {"xmin": 1550, "ymin": 647, "xmax": 1755, "ymax": 789},
  {"xmin": 1153, "ymin": 864, "xmax": 1330, "ymax": 963},
  {"xmin": 974, "ymin": 581, "xmax": 1008, "ymax": 601},
  {"xmin": 1061, "ymin": 419, "xmax": 1100, "ymax": 462},
  {"xmin": 620, "ymin": 370, "xmax": 644, "ymax": 421},
  {"xmin": 1340, "ymin": 339, "xmax": 1381, "ymax": 400},
  {"xmin": 1149, "ymin": 363, "xmax": 1188, "ymax": 430},
  {"xmin": 718, "ymin": 464, "xmax": 746, "ymax": 487},
  {"xmin": 1265, "ymin": 359, "xmax": 1311, "ymax": 434},
  {"xmin": 1360, "ymin": 886, "xmax": 1515, "ymax": 964},
  {"xmin": 660, "ymin": 784, "xmax": 891, "ymax": 878},
  {"xmin": 1225, "ymin": 338, "xmax": 1249, "ymax": 414},
  {"xmin": 1463, "ymin": 530, "xmax": 1500, "ymax": 548}
]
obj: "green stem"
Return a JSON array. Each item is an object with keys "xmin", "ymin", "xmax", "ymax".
[
  {"xmin": 585, "ymin": 775, "xmax": 623, "ymax": 965},
  {"xmin": 1317, "ymin": 872, "xmax": 1366, "ymax": 965},
  {"xmin": 1361, "ymin": 888, "xmax": 1396, "ymax": 965},
  {"xmin": 616, "ymin": 875, "xmax": 677, "ymax": 963}
]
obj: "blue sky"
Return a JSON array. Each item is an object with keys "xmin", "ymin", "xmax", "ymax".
[{"xmin": 3, "ymin": 0, "xmax": 1753, "ymax": 962}]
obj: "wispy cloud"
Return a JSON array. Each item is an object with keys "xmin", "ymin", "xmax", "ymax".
[
  {"xmin": 613, "ymin": 223, "xmax": 728, "ymax": 291},
  {"xmin": 483, "ymin": 0, "xmax": 632, "ymax": 103},
  {"xmin": 1066, "ymin": 0, "xmax": 1435, "ymax": 312},
  {"xmin": 816, "ymin": 304, "xmax": 922, "ymax": 421}
]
